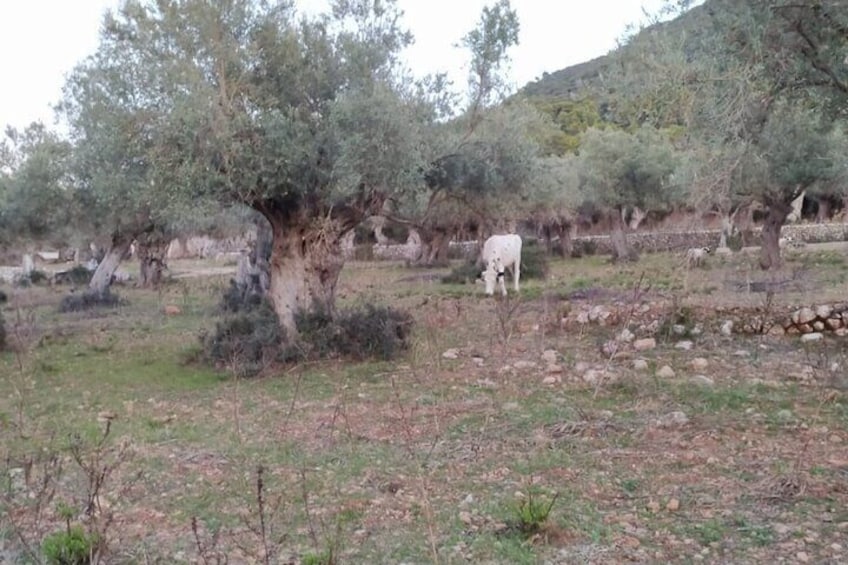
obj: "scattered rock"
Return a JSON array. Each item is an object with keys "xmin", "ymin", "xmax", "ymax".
[
  {"xmin": 164, "ymin": 304, "xmax": 182, "ymax": 315},
  {"xmin": 794, "ymin": 307, "xmax": 816, "ymax": 325},
  {"xmin": 471, "ymin": 357, "xmax": 484, "ymax": 367},
  {"xmin": 656, "ymin": 411, "xmax": 689, "ymax": 428},
  {"xmin": 633, "ymin": 338, "xmax": 656, "ymax": 351},
  {"xmin": 816, "ymin": 304, "xmax": 833, "ymax": 319},
  {"xmin": 666, "ymin": 498, "xmax": 680, "ymax": 511},
  {"xmin": 583, "ymin": 369, "xmax": 613, "ymax": 386},
  {"xmin": 733, "ymin": 350, "xmax": 750, "ymax": 357},
  {"xmin": 546, "ymin": 364, "xmax": 564, "ymax": 374},
  {"xmin": 476, "ymin": 378, "xmax": 497, "ymax": 389},
  {"xmin": 632, "ymin": 359, "xmax": 649, "ymax": 371},
  {"xmin": 601, "ymin": 340, "xmax": 620, "ymax": 357},
  {"xmin": 796, "ymin": 551, "xmax": 810, "ymax": 563},
  {"xmin": 675, "ymin": 340, "xmax": 694, "ymax": 351},
  {"xmin": 646, "ymin": 500, "xmax": 661, "ymax": 513},
  {"xmin": 672, "ymin": 324, "xmax": 687, "ymax": 336},
  {"xmin": 618, "ymin": 328, "xmax": 635, "ymax": 342},
  {"xmin": 513, "ymin": 360, "xmax": 538, "ymax": 370},
  {"xmin": 576, "ymin": 311, "xmax": 590, "ymax": 324},
  {"xmin": 690, "ymin": 357, "xmax": 708, "ymax": 370},
  {"xmin": 541, "ymin": 349, "xmax": 558, "ymax": 364},
  {"xmin": 574, "ymin": 361, "xmax": 591, "ymax": 373},
  {"xmin": 690, "ymin": 375, "xmax": 714, "ymax": 387},
  {"xmin": 656, "ymin": 365, "xmax": 675, "ymax": 378},
  {"xmin": 442, "ymin": 348, "xmax": 460, "ymax": 360},
  {"xmin": 97, "ymin": 410, "xmax": 118, "ymax": 423},
  {"xmin": 813, "ymin": 321, "xmax": 825, "ymax": 332},
  {"xmin": 542, "ymin": 375, "xmax": 560, "ymax": 385},
  {"xmin": 800, "ymin": 332, "xmax": 824, "ymax": 343},
  {"xmin": 775, "ymin": 409, "xmax": 795, "ymax": 423},
  {"xmin": 720, "ymin": 320, "xmax": 734, "ymax": 336}
]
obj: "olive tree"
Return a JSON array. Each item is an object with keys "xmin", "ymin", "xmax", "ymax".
[
  {"xmin": 577, "ymin": 126, "xmax": 683, "ymax": 261},
  {"xmin": 0, "ymin": 124, "xmax": 76, "ymax": 252},
  {"xmin": 65, "ymin": 0, "xmax": 431, "ymax": 333}
]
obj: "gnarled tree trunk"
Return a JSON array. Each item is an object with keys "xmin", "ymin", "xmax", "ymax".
[
  {"xmin": 414, "ymin": 226, "xmax": 452, "ymax": 266},
  {"xmin": 267, "ymin": 221, "xmax": 347, "ymax": 336},
  {"xmin": 759, "ymin": 201, "xmax": 791, "ymax": 270},
  {"xmin": 136, "ymin": 231, "xmax": 170, "ymax": 288},
  {"xmin": 89, "ymin": 230, "xmax": 135, "ymax": 293},
  {"xmin": 610, "ymin": 208, "xmax": 637, "ymax": 263}
]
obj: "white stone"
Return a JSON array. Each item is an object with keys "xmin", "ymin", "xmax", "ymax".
[
  {"xmin": 800, "ymin": 332, "xmax": 824, "ymax": 343},
  {"xmin": 720, "ymin": 320, "xmax": 734, "ymax": 336},
  {"xmin": 574, "ymin": 361, "xmax": 591, "ymax": 373},
  {"xmin": 795, "ymin": 307, "xmax": 817, "ymax": 325},
  {"xmin": 690, "ymin": 357, "xmax": 709, "ymax": 370},
  {"xmin": 632, "ymin": 359, "xmax": 649, "ymax": 371},
  {"xmin": 656, "ymin": 411, "xmax": 689, "ymax": 428},
  {"xmin": 675, "ymin": 340, "xmax": 694, "ymax": 351},
  {"xmin": 691, "ymin": 375, "xmax": 714, "ymax": 387},
  {"xmin": 672, "ymin": 324, "xmax": 687, "ymax": 335},
  {"xmin": 657, "ymin": 365, "xmax": 676, "ymax": 378},
  {"xmin": 542, "ymin": 376, "xmax": 559, "ymax": 385},
  {"xmin": 633, "ymin": 338, "xmax": 657, "ymax": 351},
  {"xmin": 816, "ymin": 304, "xmax": 833, "ymax": 319},
  {"xmin": 541, "ymin": 349, "xmax": 558, "ymax": 364},
  {"xmin": 513, "ymin": 360, "xmax": 538, "ymax": 370},
  {"xmin": 576, "ymin": 311, "xmax": 590, "ymax": 324},
  {"xmin": 617, "ymin": 328, "xmax": 635, "ymax": 342},
  {"xmin": 442, "ymin": 348, "xmax": 460, "ymax": 359}
]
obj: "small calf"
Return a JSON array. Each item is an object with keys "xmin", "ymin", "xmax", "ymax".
[{"xmin": 685, "ymin": 246, "xmax": 712, "ymax": 268}]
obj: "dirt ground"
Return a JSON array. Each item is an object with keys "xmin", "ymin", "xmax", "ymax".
[{"xmin": 1, "ymin": 246, "xmax": 847, "ymax": 564}]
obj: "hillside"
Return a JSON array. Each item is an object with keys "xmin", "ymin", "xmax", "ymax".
[{"xmin": 520, "ymin": 1, "xmax": 709, "ymax": 101}]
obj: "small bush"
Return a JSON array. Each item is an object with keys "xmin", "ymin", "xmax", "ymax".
[
  {"xmin": 219, "ymin": 279, "xmax": 264, "ymax": 313},
  {"xmin": 42, "ymin": 526, "xmax": 98, "ymax": 565},
  {"xmin": 335, "ymin": 304, "xmax": 413, "ymax": 361},
  {"xmin": 519, "ymin": 241, "xmax": 549, "ymax": 280},
  {"xmin": 290, "ymin": 304, "xmax": 413, "ymax": 362},
  {"xmin": 441, "ymin": 261, "xmax": 481, "ymax": 284},
  {"xmin": 201, "ymin": 299, "xmax": 282, "ymax": 377},
  {"xmin": 572, "ymin": 239, "xmax": 598, "ymax": 257},
  {"xmin": 53, "ymin": 265, "xmax": 94, "ymax": 286},
  {"xmin": 59, "ymin": 289, "xmax": 124, "ymax": 313},
  {"xmin": 657, "ymin": 303, "xmax": 697, "ymax": 342},
  {"xmin": 510, "ymin": 490, "xmax": 558, "ymax": 537}
]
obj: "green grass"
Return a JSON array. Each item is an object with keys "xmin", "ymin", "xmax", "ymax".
[{"xmin": 2, "ymin": 253, "xmax": 848, "ymax": 563}]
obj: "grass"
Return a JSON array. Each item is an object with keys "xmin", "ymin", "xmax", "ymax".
[{"xmin": 1, "ymin": 250, "xmax": 847, "ymax": 563}]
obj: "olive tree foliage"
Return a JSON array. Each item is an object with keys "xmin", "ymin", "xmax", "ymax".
[
  {"xmin": 617, "ymin": 0, "xmax": 848, "ymax": 268},
  {"xmin": 384, "ymin": 0, "xmax": 528, "ymax": 264},
  {"xmin": 66, "ymin": 0, "xmax": 431, "ymax": 333},
  {"xmin": 577, "ymin": 126, "xmax": 683, "ymax": 261},
  {"xmin": 0, "ymin": 124, "xmax": 76, "ymax": 252},
  {"xmin": 524, "ymin": 153, "xmax": 581, "ymax": 255}
]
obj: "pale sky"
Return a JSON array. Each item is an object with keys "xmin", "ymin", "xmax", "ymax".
[{"xmin": 0, "ymin": 0, "xmax": 671, "ymax": 134}]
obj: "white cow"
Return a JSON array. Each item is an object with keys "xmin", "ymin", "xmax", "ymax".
[
  {"xmin": 481, "ymin": 234, "xmax": 522, "ymax": 296},
  {"xmin": 685, "ymin": 246, "xmax": 712, "ymax": 268}
]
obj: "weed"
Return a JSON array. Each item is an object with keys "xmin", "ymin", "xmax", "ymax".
[
  {"xmin": 58, "ymin": 289, "xmax": 124, "ymax": 313},
  {"xmin": 510, "ymin": 488, "xmax": 559, "ymax": 537},
  {"xmin": 41, "ymin": 525, "xmax": 99, "ymax": 565},
  {"xmin": 201, "ymin": 299, "xmax": 282, "ymax": 377}
]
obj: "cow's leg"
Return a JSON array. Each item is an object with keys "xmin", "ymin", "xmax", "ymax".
[
  {"xmin": 498, "ymin": 272, "xmax": 507, "ymax": 296},
  {"xmin": 513, "ymin": 258, "xmax": 521, "ymax": 292}
]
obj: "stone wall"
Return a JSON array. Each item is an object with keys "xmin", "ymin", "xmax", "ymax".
[{"xmin": 573, "ymin": 222, "xmax": 848, "ymax": 256}]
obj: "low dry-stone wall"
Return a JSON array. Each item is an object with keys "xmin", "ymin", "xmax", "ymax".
[
  {"xmin": 569, "ymin": 299, "xmax": 848, "ymax": 341},
  {"xmin": 575, "ymin": 222, "xmax": 848, "ymax": 255}
]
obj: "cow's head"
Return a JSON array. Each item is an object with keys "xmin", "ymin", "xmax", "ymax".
[{"xmin": 481, "ymin": 261, "xmax": 505, "ymax": 296}]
